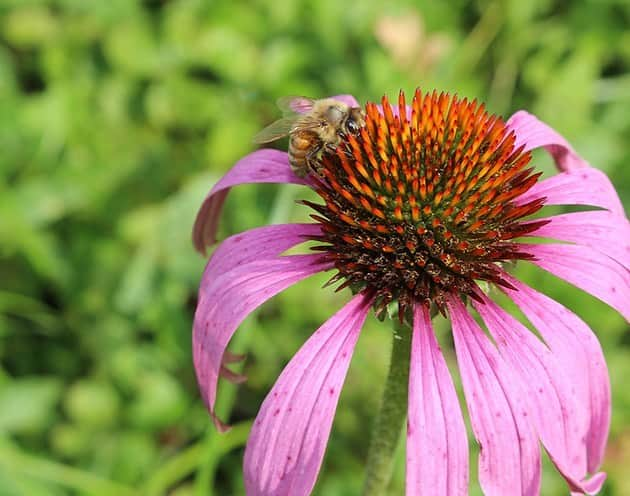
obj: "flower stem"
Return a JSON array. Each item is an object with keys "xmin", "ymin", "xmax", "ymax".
[{"xmin": 361, "ymin": 319, "xmax": 411, "ymax": 496}]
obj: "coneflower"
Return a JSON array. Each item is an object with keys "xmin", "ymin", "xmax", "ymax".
[{"xmin": 192, "ymin": 90, "xmax": 629, "ymax": 496}]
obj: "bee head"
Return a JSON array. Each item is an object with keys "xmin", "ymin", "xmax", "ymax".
[{"xmin": 345, "ymin": 107, "xmax": 366, "ymax": 135}]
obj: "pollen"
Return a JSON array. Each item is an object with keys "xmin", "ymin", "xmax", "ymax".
[{"xmin": 307, "ymin": 89, "xmax": 547, "ymax": 317}]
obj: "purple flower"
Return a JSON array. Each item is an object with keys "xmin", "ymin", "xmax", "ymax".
[{"xmin": 192, "ymin": 90, "xmax": 629, "ymax": 495}]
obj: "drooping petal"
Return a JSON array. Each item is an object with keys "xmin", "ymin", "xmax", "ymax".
[
  {"xmin": 473, "ymin": 295, "xmax": 605, "ymax": 494},
  {"xmin": 407, "ymin": 304, "xmax": 468, "ymax": 496},
  {"xmin": 203, "ymin": 222, "xmax": 322, "ymax": 274},
  {"xmin": 506, "ymin": 110, "xmax": 588, "ymax": 172},
  {"xmin": 515, "ymin": 167, "xmax": 625, "ymax": 217},
  {"xmin": 571, "ymin": 473, "xmax": 608, "ymax": 496},
  {"xmin": 192, "ymin": 149, "xmax": 309, "ymax": 254},
  {"xmin": 505, "ymin": 110, "xmax": 626, "ymax": 242},
  {"xmin": 447, "ymin": 297, "xmax": 541, "ymax": 496},
  {"xmin": 193, "ymin": 224, "xmax": 331, "ymax": 430},
  {"xmin": 244, "ymin": 292, "xmax": 372, "ymax": 496},
  {"xmin": 523, "ymin": 211, "xmax": 630, "ymax": 270},
  {"xmin": 501, "ymin": 274, "xmax": 610, "ymax": 476},
  {"xmin": 519, "ymin": 243, "xmax": 630, "ymax": 321}
]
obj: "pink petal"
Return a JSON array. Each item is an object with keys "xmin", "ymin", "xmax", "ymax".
[
  {"xmin": 473, "ymin": 295, "xmax": 602, "ymax": 493},
  {"xmin": 501, "ymin": 274, "xmax": 610, "ymax": 476},
  {"xmin": 193, "ymin": 224, "xmax": 331, "ymax": 430},
  {"xmin": 244, "ymin": 293, "xmax": 372, "ymax": 496},
  {"xmin": 519, "ymin": 243, "xmax": 630, "ymax": 322},
  {"xmin": 204, "ymin": 222, "xmax": 322, "ymax": 273},
  {"xmin": 290, "ymin": 95, "xmax": 360, "ymax": 112},
  {"xmin": 516, "ymin": 167, "xmax": 625, "ymax": 217},
  {"xmin": 192, "ymin": 149, "xmax": 309, "ymax": 254},
  {"xmin": 447, "ymin": 297, "xmax": 541, "ymax": 496},
  {"xmin": 524, "ymin": 211, "xmax": 630, "ymax": 270},
  {"xmin": 330, "ymin": 94, "xmax": 360, "ymax": 108},
  {"xmin": 506, "ymin": 110, "xmax": 588, "ymax": 172},
  {"xmin": 571, "ymin": 473, "xmax": 607, "ymax": 496},
  {"xmin": 407, "ymin": 304, "xmax": 468, "ymax": 496}
]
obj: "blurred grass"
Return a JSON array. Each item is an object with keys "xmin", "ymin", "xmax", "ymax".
[{"xmin": 0, "ymin": 0, "xmax": 629, "ymax": 495}]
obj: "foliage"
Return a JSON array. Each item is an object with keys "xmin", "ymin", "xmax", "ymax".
[{"xmin": 0, "ymin": 0, "xmax": 629, "ymax": 494}]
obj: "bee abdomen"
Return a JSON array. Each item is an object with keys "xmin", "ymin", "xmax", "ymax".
[
  {"xmin": 289, "ymin": 132, "xmax": 317, "ymax": 177},
  {"xmin": 290, "ymin": 133, "xmax": 313, "ymax": 153},
  {"xmin": 288, "ymin": 153, "xmax": 307, "ymax": 176}
]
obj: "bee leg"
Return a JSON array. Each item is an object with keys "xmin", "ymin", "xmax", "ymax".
[
  {"xmin": 305, "ymin": 143, "xmax": 325, "ymax": 175},
  {"xmin": 324, "ymin": 142, "xmax": 338, "ymax": 154},
  {"xmin": 325, "ymin": 141, "xmax": 351, "ymax": 160}
]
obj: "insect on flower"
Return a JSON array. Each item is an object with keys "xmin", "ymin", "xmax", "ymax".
[
  {"xmin": 192, "ymin": 90, "xmax": 629, "ymax": 496},
  {"xmin": 253, "ymin": 96, "xmax": 366, "ymax": 178}
]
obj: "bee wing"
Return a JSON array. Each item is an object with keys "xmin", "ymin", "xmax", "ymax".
[
  {"xmin": 252, "ymin": 117, "xmax": 297, "ymax": 144},
  {"xmin": 276, "ymin": 96, "xmax": 315, "ymax": 115}
]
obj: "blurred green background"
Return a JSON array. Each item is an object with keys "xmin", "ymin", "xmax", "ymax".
[{"xmin": 0, "ymin": 0, "xmax": 629, "ymax": 495}]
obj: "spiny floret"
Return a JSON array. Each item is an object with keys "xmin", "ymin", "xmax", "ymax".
[{"xmin": 307, "ymin": 89, "xmax": 547, "ymax": 316}]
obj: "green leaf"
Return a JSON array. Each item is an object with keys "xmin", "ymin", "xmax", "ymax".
[{"xmin": 0, "ymin": 378, "xmax": 62, "ymax": 434}]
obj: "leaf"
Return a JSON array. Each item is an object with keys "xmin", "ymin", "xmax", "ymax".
[{"xmin": 0, "ymin": 378, "xmax": 62, "ymax": 434}]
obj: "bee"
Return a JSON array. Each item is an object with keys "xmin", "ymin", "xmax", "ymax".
[{"xmin": 253, "ymin": 96, "xmax": 366, "ymax": 178}]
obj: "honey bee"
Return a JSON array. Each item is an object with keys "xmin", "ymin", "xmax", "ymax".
[{"xmin": 253, "ymin": 96, "xmax": 366, "ymax": 177}]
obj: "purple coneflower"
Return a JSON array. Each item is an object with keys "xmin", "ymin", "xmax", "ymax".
[{"xmin": 192, "ymin": 90, "xmax": 629, "ymax": 495}]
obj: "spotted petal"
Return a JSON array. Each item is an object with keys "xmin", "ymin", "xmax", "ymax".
[
  {"xmin": 502, "ymin": 275, "xmax": 610, "ymax": 475},
  {"xmin": 192, "ymin": 149, "xmax": 308, "ymax": 254},
  {"xmin": 448, "ymin": 297, "xmax": 541, "ymax": 496},
  {"xmin": 193, "ymin": 223, "xmax": 331, "ymax": 430},
  {"xmin": 516, "ymin": 167, "xmax": 625, "ymax": 217},
  {"xmin": 473, "ymin": 295, "xmax": 605, "ymax": 494},
  {"xmin": 407, "ymin": 304, "xmax": 468, "ymax": 495},
  {"xmin": 524, "ymin": 211, "xmax": 630, "ymax": 270},
  {"xmin": 244, "ymin": 293, "xmax": 372, "ymax": 496},
  {"xmin": 507, "ymin": 110, "xmax": 589, "ymax": 172},
  {"xmin": 519, "ymin": 243, "xmax": 630, "ymax": 322}
]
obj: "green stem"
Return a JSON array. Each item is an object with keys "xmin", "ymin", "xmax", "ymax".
[{"xmin": 361, "ymin": 320, "xmax": 411, "ymax": 496}]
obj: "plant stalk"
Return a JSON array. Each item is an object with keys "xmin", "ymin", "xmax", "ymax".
[{"xmin": 361, "ymin": 319, "xmax": 411, "ymax": 496}]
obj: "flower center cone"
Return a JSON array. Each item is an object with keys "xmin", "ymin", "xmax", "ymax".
[{"xmin": 306, "ymin": 89, "xmax": 548, "ymax": 317}]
